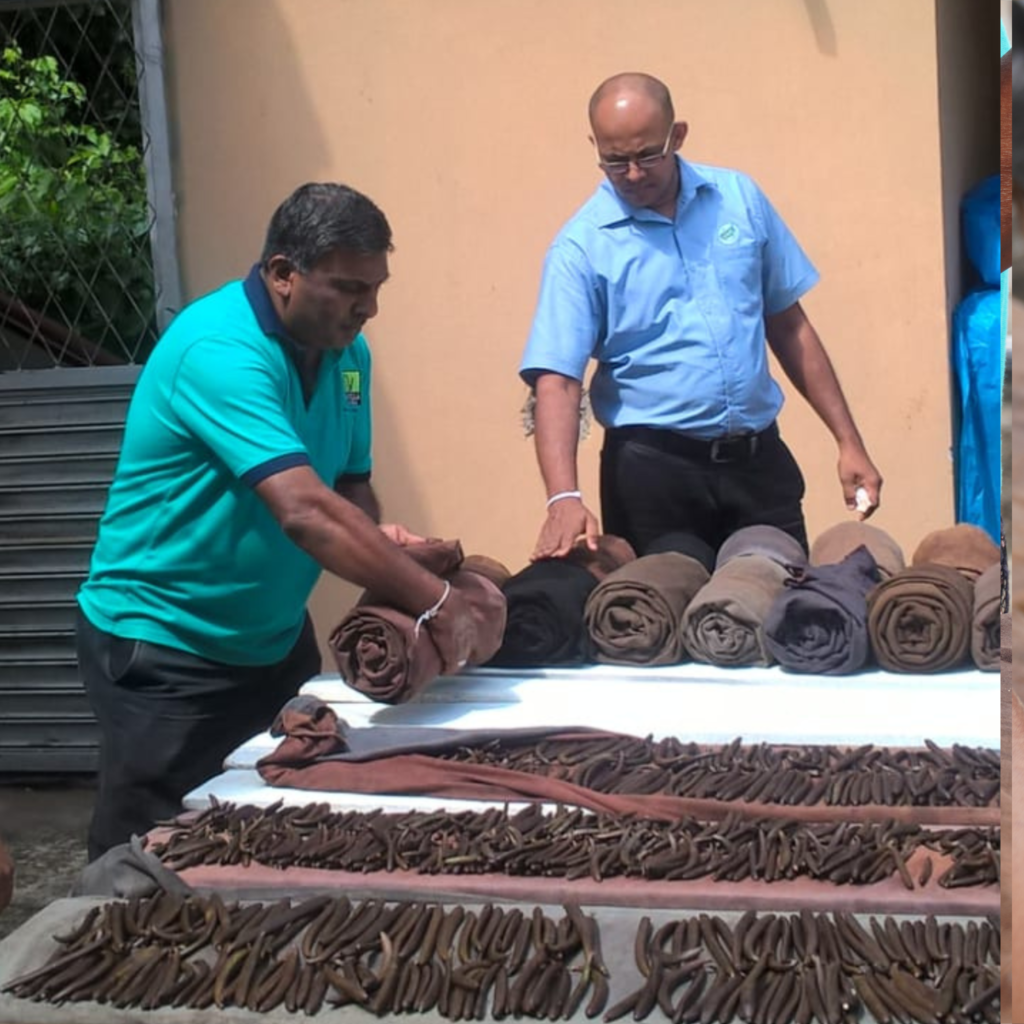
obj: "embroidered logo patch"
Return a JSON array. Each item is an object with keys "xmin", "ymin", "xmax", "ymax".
[
  {"xmin": 717, "ymin": 223, "xmax": 740, "ymax": 245},
  {"xmin": 342, "ymin": 370, "xmax": 362, "ymax": 407}
]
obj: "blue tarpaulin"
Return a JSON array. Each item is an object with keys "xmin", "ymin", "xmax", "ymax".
[{"xmin": 951, "ymin": 288, "xmax": 1001, "ymax": 544}]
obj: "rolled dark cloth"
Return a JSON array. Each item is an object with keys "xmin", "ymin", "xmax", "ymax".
[
  {"xmin": 583, "ymin": 552, "xmax": 710, "ymax": 665},
  {"xmin": 486, "ymin": 558, "xmax": 599, "ymax": 667},
  {"xmin": 809, "ymin": 522, "xmax": 905, "ymax": 579},
  {"xmin": 911, "ymin": 524, "xmax": 1000, "ymax": 581},
  {"xmin": 716, "ymin": 525, "xmax": 808, "ymax": 571},
  {"xmin": 642, "ymin": 531, "xmax": 717, "ymax": 574},
  {"xmin": 682, "ymin": 555, "xmax": 790, "ymax": 667},
  {"xmin": 563, "ymin": 534, "xmax": 637, "ymax": 581},
  {"xmin": 971, "ymin": 563, "xmax": 1001, "ymax": 671},
  {"xmin": 763, "ymin": 546, "xmax": 881, "ymax": 675},
  {"xmin": 866, "ymin": 564, "xmax": 974, "ymax": 673},
  {"xmin": 329, "ymin": 567, "xmax": 506, "ymax": 704}
]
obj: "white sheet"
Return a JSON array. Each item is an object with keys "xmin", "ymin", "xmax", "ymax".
[{"xmin": 222, "ymin": 665, "xmax": 997, "ymax": 769}]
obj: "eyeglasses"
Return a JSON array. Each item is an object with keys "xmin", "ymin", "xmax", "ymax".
[{"xmin": 595, "ymin": 127, "xmax": 675, "ymax": 177}]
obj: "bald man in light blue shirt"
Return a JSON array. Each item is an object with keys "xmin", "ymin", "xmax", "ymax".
[{"xmin": 521, "ymin": 73, "xmax": 882, "ymax": 560}]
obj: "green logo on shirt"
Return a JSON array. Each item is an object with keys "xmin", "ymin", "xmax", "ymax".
[{"xmin": 342, "ymin": 370, "xmax": 361, "ymax": 407}]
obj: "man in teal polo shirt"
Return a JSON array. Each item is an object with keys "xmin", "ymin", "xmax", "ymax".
[{"xmin": 77, "ymin": 182, "xmax": 473, "ymax": 860}]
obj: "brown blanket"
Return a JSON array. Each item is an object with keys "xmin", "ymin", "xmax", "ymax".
[
  {"xmin": 583, "ymin": 552, "xmax": 709, "ymax": 665},
  {"xmin": 328, "ymin": 540, "xmax": 507, "ymax": 704},
  {"xmin": 970, "ymin": 562, "xmax": 1001, "ymax": 671},
  {"xmin": 809, "ymin": 521, "xmax": 906, "ymax": 579},
  {"xmin": 911, "ymin": 524, "xmax": 1000, "ymax": 580},
  {"xmin": 866, "ymin": 564, "xmax": 974, "ymax": 673},
  {"xmin": 682, "ymin": 556, "xmax": 789, "ymax": 667},
  {"xmin": 255, "ymin": 699, "xmax": 998, "ymax": 828}
]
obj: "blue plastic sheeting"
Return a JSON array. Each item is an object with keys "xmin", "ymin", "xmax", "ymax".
[
  {"xmin": 951, "ymin": 289, "xmax": 1002, "ymax": 544},
  {"xmin": 961, "ymin": 175, "xmax": 1001, "ymax": 288}
]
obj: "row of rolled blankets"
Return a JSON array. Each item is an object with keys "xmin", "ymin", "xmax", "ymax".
[{"xmin": 0, "ymin": 523, "xmax": 1004, "ymax": 1023}]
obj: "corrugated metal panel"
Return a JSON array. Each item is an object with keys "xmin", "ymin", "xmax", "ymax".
[{"xmin": 0, "ymin": 367, "xmax": 137, "ymax": 772}]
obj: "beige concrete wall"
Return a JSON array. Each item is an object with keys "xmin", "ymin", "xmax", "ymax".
[{"xmin": 163, "ymin": 0, "xmax": 994, "ymax": 652}]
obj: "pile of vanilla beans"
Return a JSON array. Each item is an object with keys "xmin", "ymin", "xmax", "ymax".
[
  {"xmin": 438, "ymin": 737, "xmax": 1000, "ymax": 808},
  {"xmin": 4, "ymin": 896, "xmax": 999, "ymax": 1021},
  {"xmin": 149, "ymin": 801, "xmax": 999, "ymax": 890}
]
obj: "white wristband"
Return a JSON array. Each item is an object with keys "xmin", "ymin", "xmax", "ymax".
[
  {"xmin": 546, "ymin": 490, "xmax": 582, "ymax": 509},
  {"xmin": 413, "ymin": 580, "xmax": 451, "ymax": 638}
]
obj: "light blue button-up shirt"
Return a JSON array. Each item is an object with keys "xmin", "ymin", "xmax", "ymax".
[{"xmin": 520, "ymin": 158, "xmax": 819, "ymax": 439}]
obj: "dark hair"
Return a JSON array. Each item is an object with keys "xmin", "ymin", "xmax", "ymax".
[{"xmin": 260, "ymin": 182, "xmax": 393, "ymax": 271}]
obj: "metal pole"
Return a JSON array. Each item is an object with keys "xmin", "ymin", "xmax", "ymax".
[{"xmin": 130, "ymin": 0, "xmax": 182, "ymax": 334}]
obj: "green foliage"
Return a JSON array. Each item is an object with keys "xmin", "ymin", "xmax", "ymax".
[{"xmin": 0, "ymin": 43, "xmax": 155, "ymax": 360}]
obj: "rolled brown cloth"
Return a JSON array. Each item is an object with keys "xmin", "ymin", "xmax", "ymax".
[
  {"xmin": 329, "ymin": 559, "xmax": 507, "ymax": 704},
  {"xmin": 716, "ymin": 525, "xmax": 808, "ymax": 570},
  {"xmin": 0, "ymin": 836, "xmax": 11, "ymax": 913},
  {"xmin": 583, "ymin": 552, "xmax": 709, "ymax": 665},
  {"xmin": 563, "ymin": 533, "xmax": 637, "ymax": 581},
  {"xmin": 460, "ymin": 554, "xmax": 512, "ymax": 589},
  {"xmin": 682, "ymin": 555, "xmax": 790, "ymax": 667},
  {"xmin": 910, "ymin": 523, "xmax": 1000, "ymax": 580},
  {"xmin": 809, "ymin": 521, "xmax": 905, "ymax": 579},
  {"xmin": 970, "ymin": 562, "xmax": 1001, "ymax": 671},
  {"xmin": 866, "ymin": 564, "xmax": 974, "ymax": 673}
]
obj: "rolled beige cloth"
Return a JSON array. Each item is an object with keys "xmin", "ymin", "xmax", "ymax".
[
  {"xmin": 910, "ymin": 523, "xmax": 999, "ymax": 581},
  {"xmin": 583, "ymin": 552, "xmax": 709, "ymax": 665},
  {"xmin": 809, "ymin": 521, "xmax": 905, "ymax": 579},
  {"xmin": 682, "ymin": 555, "xmax": 789, "ymax": 667},
  {"xmin": 969, "ymin": 562, "xmax": 1001, "ymax": 671},
  {"xmin": 715, "ymin": 525, "xmax": 807, "ymax": 570},
  {"xmin": 866, "ymin": 564, "xmax": 974, "ymax": 673}
]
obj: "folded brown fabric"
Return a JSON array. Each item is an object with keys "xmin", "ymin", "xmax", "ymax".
[
  {"xmin": 329, "ymin": 568, "xmax": 506, "ymax": 704},
  {"xmin": 563, "ymin": 534, "xmax": 638, "ymax": 581},
  {"xmin": 809, "ymin": 522, "xmax": 905, "ymax": 579},
  {"xmin": 866, "ymin": 564, "xmax": 974, "ymax": 673},
  {"xmin": 716, "ymin": 525, "xmax": 808, "ymax": 570},
  {"xmin": 970, "ymin": 563, "xmax": 1001, "ymax": 671},
  {"xmin": 256, "ymin": 698, "xmax": 997, "ymax": 828},
  {"xmin": 910, "ymin": 524, "xmax": 1000, "ymax": 580},
  {"xmin": 583, "ymin": 552, "xmax": 710, "ymax": 665},
  {"xmin": 460, "ymin": 554, "xmax": 512, "ymax": 589},
  {"xmin": 682, "ymin": 556, "xmax": 790, "ymax": 667},
  {"xmin": 401, "ymin": 537, "xmax": 466, "ymax": 574}
]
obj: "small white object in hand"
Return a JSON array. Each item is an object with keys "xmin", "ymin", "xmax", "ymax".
[{"xmin": 855, "ymin": 487, "xmax": 871, "ymax": 514}]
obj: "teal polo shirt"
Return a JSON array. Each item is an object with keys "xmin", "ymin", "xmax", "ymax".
[{"xmin": 78, "ymin": 265, "xmax": 373, "ymax": 665}]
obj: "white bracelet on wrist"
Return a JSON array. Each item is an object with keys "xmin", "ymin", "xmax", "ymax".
[
  {"xmin": 413, "ymin": 580, "xmax": 451, "ymax": 638},
  {"xmin": 546, "ymin": 490, "xmax": 582, "ymax": 509}
]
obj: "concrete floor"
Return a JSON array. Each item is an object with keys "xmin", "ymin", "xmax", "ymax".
[{"xmin": 0, "ymin": 775, "xmax": 94, "ymax": 942}]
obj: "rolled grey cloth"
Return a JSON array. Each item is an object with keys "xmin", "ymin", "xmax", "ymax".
[
  {"xmin": 970, "ymin": 562, "xmax": 1001, "ymax": 671},
  {"xmin": 682, "ymin": 555, "xmax": 789, "ymax": 667},
  {"xmin": 763, "ymin": 546, "xmax": 881, "ymax": 675},
  {"xmin": 583, "ymin": 552, "xmax": 710, "ymax": 665},
  {"xmin": 810, "ymin": 521, "xmax": 906, "ymax": 579},
  {"xmin": 715, "ymin": 525, "xmax": 807, "ymax": 571}
]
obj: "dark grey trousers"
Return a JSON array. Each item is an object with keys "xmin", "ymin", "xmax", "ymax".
[{"xmin": 76, "ymin": 608, "xmax": 321, "ymax": 861}]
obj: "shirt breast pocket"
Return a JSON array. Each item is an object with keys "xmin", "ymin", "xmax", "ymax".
[{"xmin": 712, "ymin": 242, "xmax": 763, "ymax": 316}]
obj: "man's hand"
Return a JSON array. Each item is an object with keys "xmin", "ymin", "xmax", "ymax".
[
  {"xmin": 531, "ymin": 498, "xmax": 600, "ymax": 561},
  {"xmin": 425, "ymin": 590, "xmax": 476, "ymax": 674},
  {"xmin": 838, "ymin": 445, "xmax": 883, "ymax": 520},
  {"xmin": 379, "ymin": 522, "xmax": 427, "ymax": 547}
]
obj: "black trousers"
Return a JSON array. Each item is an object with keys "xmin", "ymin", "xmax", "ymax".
[
  {"xmin": 77, "ymin": 609, "xmax": 321, "ymax": 861},
  {"xmin": 600, "ymin": 422, "xmax": 808, "ymax": 557}
]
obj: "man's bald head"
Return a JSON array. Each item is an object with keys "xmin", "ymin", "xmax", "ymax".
[{"xmin": 588, "ymin": 73, "xmax": 674, "ymax": 129}]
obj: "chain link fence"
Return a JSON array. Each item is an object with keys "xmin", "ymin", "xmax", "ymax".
[{"xmin": 0, "ymin": 0, "xmax": 175, "ymax": 371}]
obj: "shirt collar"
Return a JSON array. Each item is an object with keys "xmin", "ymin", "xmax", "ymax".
[{"xmin": 591, "ymin": 157, "xmax": 713, "ymax": 228}]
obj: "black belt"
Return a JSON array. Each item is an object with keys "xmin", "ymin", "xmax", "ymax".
[{"xmin": 607, "ymin": 422, "xmax": 778, "ymax": 464}]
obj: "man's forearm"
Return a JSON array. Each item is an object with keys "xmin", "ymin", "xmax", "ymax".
[
  {"xmin": 767, "ymin": 306, "xmax": 865, "ymax": 449},
  {"xmin": 533, "ymin": 373, "xmax": 584, "ymax": 495}
]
